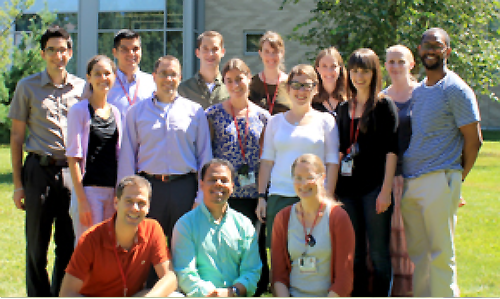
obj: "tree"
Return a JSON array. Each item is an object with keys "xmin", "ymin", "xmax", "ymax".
[
  {"xmin": 280, "ymin": 0, "xmax": 500, "ymax": 99},
  {"xmin": 0, "ymin": 2, "xmax": 55, "ymax": 142},
  {"xmin": 0, "ymin": 0, "xmax": 35, "ymax": 73}
]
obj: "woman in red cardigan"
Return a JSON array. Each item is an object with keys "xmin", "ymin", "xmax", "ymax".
[{"xmin": 271, "ymin": 154, "xmax": 355, "ymax": 297}]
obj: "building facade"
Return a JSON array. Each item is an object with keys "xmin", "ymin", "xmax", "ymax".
[{"xmin": 8, "ymin": 0, "xmax": 500, "ymax": 127}]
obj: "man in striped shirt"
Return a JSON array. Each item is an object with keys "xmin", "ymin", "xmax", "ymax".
[{"xmin": 401, "ymin": 28, "xmax": 482, "ymax": 297}]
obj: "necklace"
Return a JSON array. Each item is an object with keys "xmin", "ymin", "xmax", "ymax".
[{"xmin": 298, "ymin": 201, "xmax": 324, "ymax": 248}]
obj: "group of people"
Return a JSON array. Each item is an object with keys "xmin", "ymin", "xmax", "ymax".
[{"xmin": 9, "ymin": 24, "xmax": 482, "ymax": 298}]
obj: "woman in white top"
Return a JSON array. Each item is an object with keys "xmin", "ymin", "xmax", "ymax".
[{"xmin": 256, "ymin": 64, "xmax": 340, "ymax": 246}]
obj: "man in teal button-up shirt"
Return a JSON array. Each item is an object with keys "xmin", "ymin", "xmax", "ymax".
[{"xmin": 172, "ymin": 159, "xmax": 262, "ymax": 297}]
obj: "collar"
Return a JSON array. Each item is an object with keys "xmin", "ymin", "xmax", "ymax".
[
  {"xmin": 200, "ymin": 201, "xmax": 230, "ymax": 224},
  {"xmin": 152, "ymin": 94, "xmax": 178, "ymax": 108},
  {"xmin": 423, "ymin": 67, "xmax": 449, "ymax": 88},
  {"xmin": 41, "ymin": 69, "xmax": 71, "ymax": 87},
  {"xmin": 196, "ymin": 72, "xmax": 223, "ymax": 87},
  {"xmin": 117, "ymin": 68, "xmax": 140, "ymax": 83},
  {"xmin": 104, "ymin": 213, "xmax": 148, "ymax": 250}
]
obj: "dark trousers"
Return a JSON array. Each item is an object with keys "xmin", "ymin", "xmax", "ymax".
[
  {"xmin": 228, "ymin": 198, "xmax": 270, "ymax": 297},
  {"xmin": 143, "ymin": 172, "xmax": 197, "ymax": 287},
  {"xmin": 338, "ymin": 186, "xmax": 393, "ymax": 297},
  {"xmin": 23, "ymin": 154, "xmax": 75, "ymax": 297}
]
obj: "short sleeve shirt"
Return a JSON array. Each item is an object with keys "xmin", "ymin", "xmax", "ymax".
[
  {"xmin": 403, "ymin": 70, "xmax": 481, "ymax": 178},
  {"xmin": 205, "ymin": 103, "xmax": 270, "ymax": 198},
  {"xmin": 65, "ymin": 216, "xmax": 170, "ymax": 297},
  {"xmin": 8, "ymin": 70, "xmax": 85, "ymax": 159}
]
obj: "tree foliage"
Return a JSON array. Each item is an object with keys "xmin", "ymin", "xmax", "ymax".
[
  {"xmin": 0, "ymin": 0, "xmax": 35, "ymax": 73},
  {"xmin": 0, "ymin": 1, "xmax": 55, "ymax": 142},
  {"xmin": 280, "ymin": 0, "xmax": 500, "ymax": 98}
]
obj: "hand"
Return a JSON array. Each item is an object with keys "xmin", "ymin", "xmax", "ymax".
[
  {"xmin": 392, "ymin": 175, "xmax": 404, "ymax": 206},
  {"xmin": 459, "ymin": 196, "xmax": 466, "ymax": 207},
  {"xmin": 78, "ymin": 198, "xmax": 93, "ymax": 227},
  {"xmin": 328, "ymin": 290, "xmax": 339, "ymax": 297},
  {"xmin": 192, "ymin": 202, "xmax": 199, "ymax": 210},
  {"xmin": 13, "ymin": 189, "xmax": 26, "ymax": 210},
  {"xmin": 376, "ymin": 189, "xmax": 392, "ymax": 214},
  {"xmin": 206, "ymin": 288, "xmax": 229, "ymax": 297},
  {"xmin": 255, "ymin": 197, "xmax": 267, "ymax": 223}
]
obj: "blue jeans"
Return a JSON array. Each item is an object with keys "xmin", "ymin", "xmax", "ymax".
[{"xmin": 338, "ymin": 185, "xmax": 393, "ymax": 297}]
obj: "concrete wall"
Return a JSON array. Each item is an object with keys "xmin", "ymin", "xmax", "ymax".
[
  {"xmin": 478, "ymin": 86, "xmax": 500, "ymax": 129},
  {"xmin": 205, "ymin": 0, "xmax": 316, "ymax": 75}
]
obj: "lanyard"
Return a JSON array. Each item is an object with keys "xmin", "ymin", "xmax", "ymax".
[
  {"xmin": 298, "ymin": 201, "xmax": 324, "ymax": 246},
  {"xmin": 116, "ymin": 76, "xmax": 140, "ymax": 106},
  {"xmin": 262, "ymin": 72, "xmax": 280, "ymax": 114},
  {"xmin": 347, "ymin": 100, "xmax": 360, "ymax": 155},
  {"xmin": 110, "ymin": 225, "xmax": 128, "ymax": 297},
  {"xmin": 230, "ymin": 103, "xmax": 249, "ymax": 162}
]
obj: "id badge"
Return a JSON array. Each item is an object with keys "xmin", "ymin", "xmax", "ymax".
[
  {"xmin": 239, "ymin": 171, "xmax": 256, "ymax": 187},
  {"xmin": 298, "ymin": 256, "xmax": 317, "ymax": 273},
  {"xmin": 341, "ymin": 159, "xmax": 353, "ymax": 176}
]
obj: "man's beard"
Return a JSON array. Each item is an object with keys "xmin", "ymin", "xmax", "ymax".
[{"xmin": 420, "ymin": 54, "xmax": 444, "ymax": 70}]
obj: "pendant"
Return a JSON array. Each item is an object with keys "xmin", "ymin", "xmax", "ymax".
[{"xmin": 306, "ymin": 234, "xmax": 316, "ymax": 247}]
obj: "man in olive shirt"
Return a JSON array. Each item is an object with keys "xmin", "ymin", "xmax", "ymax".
[
  {"xmin": 9, "ymin": 26, "xmax": 85, "ymax": 297},
  {"xmin": 178, "ymin": 31, "xmax": 229, "ymax": 109}
]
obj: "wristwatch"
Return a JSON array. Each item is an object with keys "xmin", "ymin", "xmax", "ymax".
[
  {"xmin": 258, "ymin": 192, "xmax": 267, "ymax": 199},
  {"xmin": 231, "ymin": 286, "xmax": 240, "ymax": 297}
]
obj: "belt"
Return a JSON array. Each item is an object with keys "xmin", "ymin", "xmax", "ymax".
[
  {"xmin": 139, "ymin": 172, "xmax": 194, "ymax": 183},
  {"xmin": 30, "ymin": 153, "xmax": 68, "ymax": 167}
]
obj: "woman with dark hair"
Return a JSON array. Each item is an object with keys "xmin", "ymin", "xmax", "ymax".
[
  {"xmin": 66, "ymin": 55, "xmax": 122, "ymax": 241},
  {"xmin": 249, "ymin": 31, "xmax": 291, "ymax": 115},
  {"xmin": 335, "ymin": 48, "xmax": 398, "ymax": 296},
  {"xmin": 312, "ymin": 47, "xmax": 348, "ymax": 117},
  {"xmin": 257, "ymin": 64, "xmax": 339, "ymax": 247},
  {"xmin": 205, "ymin": 58, "xmax": 270, "ymax": 296},
  {"xmin": 271, "ymin": 154, "xmax": 355, "ymax": 297}
]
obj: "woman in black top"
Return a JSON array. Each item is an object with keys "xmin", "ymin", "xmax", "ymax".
[
  {"xmin": 335, "ymin": 48, "xmax": 398, "ymax": 297},
  {"xmin": 67, "ymin": 55, "xmax": 122, "ymax": 241},
  {"xmin": 312, "ymin": 46, "xmax": 348, "ymax": 117}
]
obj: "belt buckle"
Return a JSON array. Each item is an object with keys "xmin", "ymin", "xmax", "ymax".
[{"xmin": 160, "ymin": 174, "xmax": 170, "ymax": 182}]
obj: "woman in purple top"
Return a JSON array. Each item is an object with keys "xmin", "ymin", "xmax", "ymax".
[{"xmin": 66, "ymin": 55, "xmax": 122, "ymax": 242}]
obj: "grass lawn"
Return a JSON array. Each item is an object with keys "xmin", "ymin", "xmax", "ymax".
[{"xmin": 0, "ymin": 131, "xmax": 499, "ymax": 297}]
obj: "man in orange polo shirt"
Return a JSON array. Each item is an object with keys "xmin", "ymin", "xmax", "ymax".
[{"xmin": 59, "ymin": 175, "xmax": 179, "ymax": 297}]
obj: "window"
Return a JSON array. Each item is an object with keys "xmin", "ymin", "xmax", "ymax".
[
  {"xmin": 97, "ymin": 0, "xmax": 184, "ymax": 74},
  {"xmin": 244, "ymin": 31, "xmax": 264, "ymax": 55},
  {"xmin": 14, "ymin": 13, "xmax": 78, "ymax": 74}
]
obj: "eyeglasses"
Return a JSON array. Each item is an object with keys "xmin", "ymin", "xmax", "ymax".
[
  {"xmin": 44, "ymin": 47, "xmax": 68, "ymax": 56},
  {"xmin": 421, "ymin": 43, "xmax": 447, "ymax": 51},
  {"xmin": 293, "ymin": 174, "xmax": 322, "ymax": 184},
  {"xmin": 289, "ymin": 81, "xmax": 317, "ymax": 91}
]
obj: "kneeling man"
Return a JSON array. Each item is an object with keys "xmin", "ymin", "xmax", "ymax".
[
  {"xmin": 59, "ymin": 175, "xmax": 178, "ymax": 297},
  {"xmin": 172, "ymin": 159, "xmax": 261, "ymax": 297}
]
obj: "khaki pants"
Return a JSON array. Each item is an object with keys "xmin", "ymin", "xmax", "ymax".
[{"xmin": 401, "ymin": 170, "xmax": 461, "ymax": 297}]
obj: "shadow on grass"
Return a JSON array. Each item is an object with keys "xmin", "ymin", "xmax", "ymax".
[
  {"xmin": 0, "ymin": 172, "xmax": 13, "ymax": 184},
  {"xmin": 482, "ymin": 130, "xmax": 500, "ymax": 142}
]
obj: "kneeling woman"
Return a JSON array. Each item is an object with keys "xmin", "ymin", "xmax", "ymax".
[
  {"xmin": 66, "ymin": 55, "xmax": 122, "ymax": 241},
  {"xmin": 271, "ymin": 154, "xmax": 355, "ymax": 297}
]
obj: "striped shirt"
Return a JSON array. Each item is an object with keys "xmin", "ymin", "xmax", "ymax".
[{"xmin": 403, "ymin": 70, "xmax": 480, "ymax": 178}]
